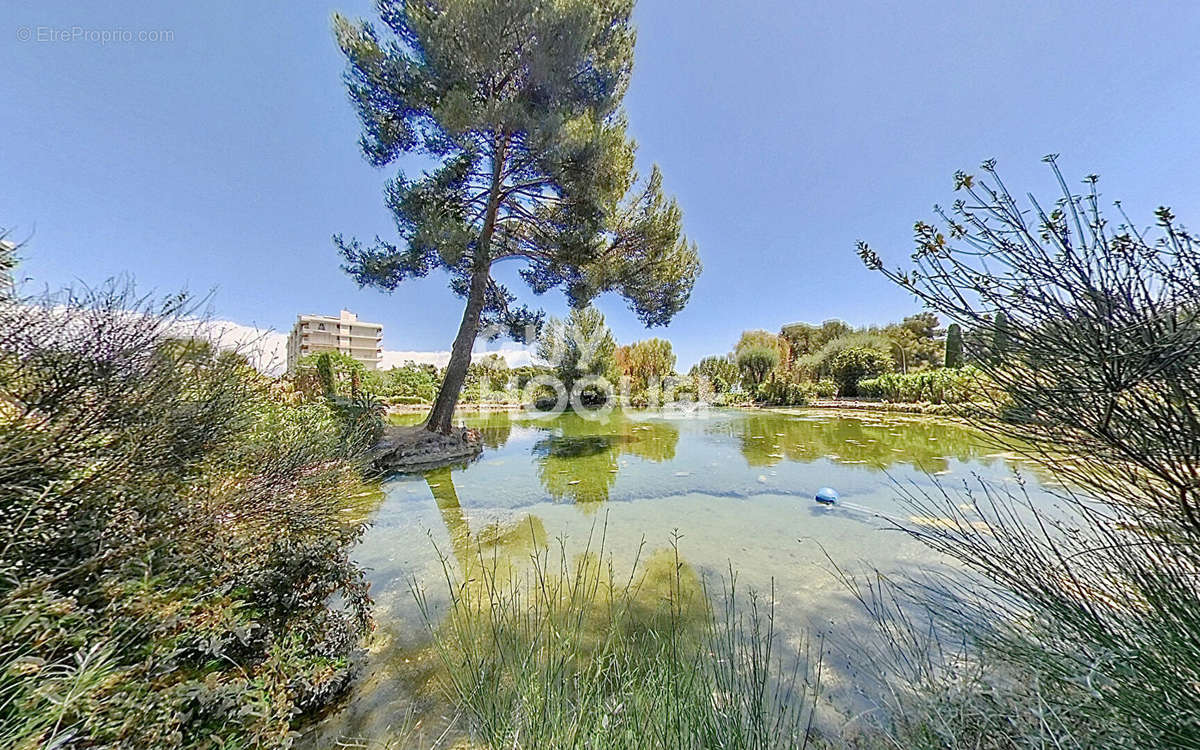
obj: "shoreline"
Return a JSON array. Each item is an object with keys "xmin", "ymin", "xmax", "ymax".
[
  {"xmin": 387, "ymin": 398, "xmax": 961, "ymax": 418},
  {"xmin": 386, "ymin": 402, "xmax": 527, "ymax": 416}
]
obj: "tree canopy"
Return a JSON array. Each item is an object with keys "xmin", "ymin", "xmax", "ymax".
[
  {"xmin": 615, "ymin": 337, "xmax": 675, "ymax": 394},
  {"xmin": 333, "ymin": 0, "xmax": 701, "ymax": 432},
  {"xmin": 736, "ymin": 345, "xmax": 779, "ymax": 387},
  {"xmin": 536, "ymin": 306, "xmax": 618, "ymax": 401}
]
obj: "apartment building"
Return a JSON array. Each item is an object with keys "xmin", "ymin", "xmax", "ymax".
[
  {"xmin": 0, "ymin": 239, "xmax": 16, "ymax": 297},
  {"xmin": 286, "ymin": 309, "xmax": 383, "ymax": 372}
]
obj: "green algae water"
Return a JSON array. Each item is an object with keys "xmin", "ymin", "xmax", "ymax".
[{"xmin": 303, "ymin": 408, "xmax": 1051, "ymax": 747}]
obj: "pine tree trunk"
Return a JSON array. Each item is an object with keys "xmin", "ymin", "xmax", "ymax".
[
  {"xmin": 425, "ymin": 264, "xmax": 490, "ymax": 434},
  {"xmin": 424, "ymin": 134, "xmax": 507, "ymax": 435}
]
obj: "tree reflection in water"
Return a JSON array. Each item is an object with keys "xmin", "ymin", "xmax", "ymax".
[
  {"xmin": 530, "ymin": 411, "xmax": 679, "ymax": 508},
  {"xmin": 722, "ymin": 411, "xmax": 994, "ymax": 473},
  {"xmin": 423, "ymin": 467, "xmax": 546, "ymax": 577}
]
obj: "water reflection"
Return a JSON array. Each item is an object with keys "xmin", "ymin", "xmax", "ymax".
[
  {"xmin": 530, "ymin": 411, "xmax": 679, "ymax": 506},
  {"xmin": 471, "ymin": 411, "xmax": 514, "ymax": 449},
  {"xmin": 304, "ymin": 408, "xmax": 1060, "ymax": 749},
  {"xmin": 424, "ymin": 466, "xmax": 545, "ymax": 574},
  {"xmin": 725, "ymin": 411, "xmax": 991, "ymax": 472}
]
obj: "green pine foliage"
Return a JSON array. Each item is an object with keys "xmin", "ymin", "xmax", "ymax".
[
  {"xmin": 536, "ymin": 306, "xmax": 619, "ymax": 405},
  {"xmin": 332, "ymin": 0, "xmax": 701, "ymax": 432}
]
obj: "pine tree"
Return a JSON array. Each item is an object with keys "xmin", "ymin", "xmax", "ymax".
[{"xmin": 332, "ymin": 0, "xmax": 701, "ymax": 433}]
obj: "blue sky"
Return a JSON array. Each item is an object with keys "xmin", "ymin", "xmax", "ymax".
[{"xmin": 4, "ymin": 1, "xmax": 1199, "ymax": 368}]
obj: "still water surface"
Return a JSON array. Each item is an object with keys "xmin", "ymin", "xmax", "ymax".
[{"xmin": 305, "ymin": 407, "xmax": 1051, "ymax": 747}]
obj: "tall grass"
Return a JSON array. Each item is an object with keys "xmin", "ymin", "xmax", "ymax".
[{"xmin": 413, "ymin": 527, "xmax": 823, "ymax": 749}]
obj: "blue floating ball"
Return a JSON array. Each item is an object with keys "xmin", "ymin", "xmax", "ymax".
[{"xmin": 815, "ymin": 487, "xmax": 839, "ymax": 505}]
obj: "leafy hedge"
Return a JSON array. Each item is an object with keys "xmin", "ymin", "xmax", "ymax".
[
  {"xmin": 754, "ymin": 378, "xmax": 815, "ymax": 406},
  {"xmin": 857, "ymin": 366, "xmax": 982, "ymax": 404},
  {"xmin": 813, "ymin": 378, "xmax": 838, "ymax": 398}
]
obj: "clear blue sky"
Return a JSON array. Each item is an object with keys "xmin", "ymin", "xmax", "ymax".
[{"xmin": 4, "ymin": 1, "xmax": 1199, "ymax": 368}]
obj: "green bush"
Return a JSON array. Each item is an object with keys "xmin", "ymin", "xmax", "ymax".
[
  {"xmin": 377, "ymin": 362, "xmax": 441, "ymax": 402},
  {"xmin": 813, "ymin": 378, "xmax": 838, "ymax": 398},
  {"xmin": 385, "ymin": 394, "xmax": 429, "ymax": 405},
  {"xmin": 0, "ymin": 288, "xmax": 372, "ymax": 749},
  {"xmin": 754, "ymin": 377, "xmax": 815, "ymax": 406},
  {"xmin": 857, "ymin": 366, "xmax": 981, "ymax": 404},
  {"xmin": 689, "ymin": 355, "xmax": 738, "ymax": 394},
  {"xmin": 295, "ymin": 350, "xmax": 369, "ymax": 399},
  {"xmin": 828, "ymin": 346, "xmax": 893, "ymax": 396}
]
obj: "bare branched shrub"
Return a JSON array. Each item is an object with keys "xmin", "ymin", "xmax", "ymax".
[
  {"xmin": 851, "ymin": 159, "xmax": 1200, "ymax": 748},
  {"xmin": 859, "ymin": 156, "xmax": 1200, "ymax": 532}
]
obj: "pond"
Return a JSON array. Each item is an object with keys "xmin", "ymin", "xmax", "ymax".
[{"xmin": 303, "ymin": 407, "xmax": 1052, "ymax": 747}]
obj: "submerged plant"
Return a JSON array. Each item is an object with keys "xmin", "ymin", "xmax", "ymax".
[{"xmin": 414, "ymin": 528, "xmax": 823, "ymax": 749}]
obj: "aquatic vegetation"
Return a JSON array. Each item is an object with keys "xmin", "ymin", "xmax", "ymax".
[
  {"xmin": 415, "ymin": 532, "xmax": 823, "ymax": 749},
  {"xmin": 721, "ymin": 411, "xmax": 989, "ymax": 472}
]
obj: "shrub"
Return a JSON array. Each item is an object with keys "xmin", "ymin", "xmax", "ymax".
[
  {"xmin": 377, "ymin": 362, "xmax": 440, "ymax": 402},
  {"xmin": 857, "ymin": 366, "xmax": 981, "ymax": 404},
  {"xmin": 385, "ymin": 394, "xmax": 428, "ymax": 405},
  {"xmin": 855, "ymin": 159, "xmax": 1200, "ymax": 747},
  {"xmin": 814, "ymin": 378, "xmax": 838, "ymax": 398},
  {"xmin": 755, "ymin": 377, "xmax": 815, "ymax": 406},
  {"xmin": 797, "ymin": 330, "xmax": 891, "ymax": 380},
  {"xmin": 689, "ymin": 355, "xmax": 738, "ymax": 394},
  {"xmin": 828, "ymin": 346, "xmax": 893, "ymax": 396},
  {"xmin": 331, "ymin": 391, "xmax": 386, "ymax": 444},
  {"xmin": 294, "ymin": 350, "xmax": 369, "ymax": 399},
  {"xmin": 0, "ymin": 286, "xmax": 372, "ymax": 748}
]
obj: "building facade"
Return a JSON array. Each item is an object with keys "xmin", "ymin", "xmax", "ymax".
[
  {"xmin": 0, "ymin": 239, "xmax": 16, "ymax": 298},
  {"xmin": 286, "ymin": 310, "xmax": 383, "ymax": 372}
]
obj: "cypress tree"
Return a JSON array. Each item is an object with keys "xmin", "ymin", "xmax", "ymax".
[
  {"xmin": 945, "ymin": 322, "xmax": 964, "ymax": 368},
  {"xmin": 992, "ymin": 311, "xmax": 1010, "ymax": 363}
]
